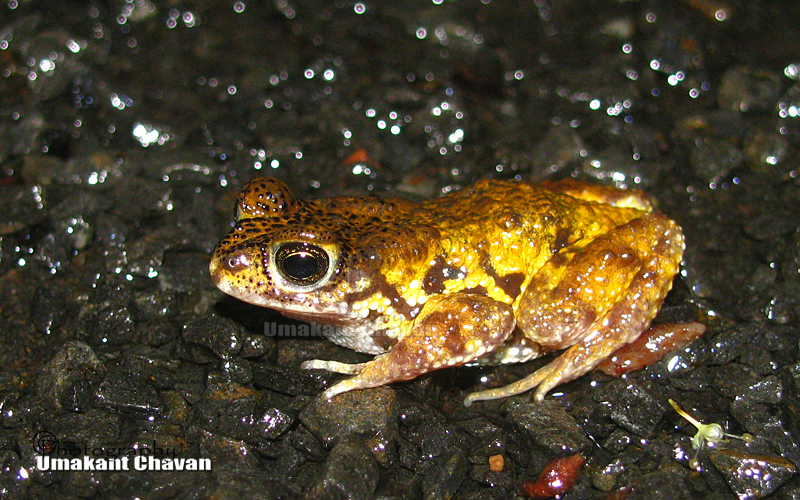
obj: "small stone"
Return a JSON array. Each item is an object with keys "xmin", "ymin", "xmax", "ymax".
[
  {"xmin": 0, "ymin": 449, "xmax": 29, "ymax": 497},
  {"xmin": 0, "ymin": 185, "xmax": 46, "ymax": 235},
  {"xmin": 592, "ymin": 458, "xmax": 625, "ymax": 492},
  {"xmin": 602, "ymin": 429, "xmax": 633, "ymax": 454},
  {"xmin": 422, "ymin": 450, "xmax": 470, "ymax": 500},
  {"xmin": 36, "ymin": 341, "xmax": 106, "ymax": 412},
  {"xmin": 469, "ymin": 462, "xmax": 517, "ymax": 491},
  {"xmin": 94, "ymin": 371, "xmax": 162, "ymax": 415},
  {"xmin": 711, "ymin": 449, "xmax": 796, "ymax": 499},
  {"xmin": 132, "ymin": 289, "xmax": 176, "ymax": 320},
  {"xmin": 690, "ymin": 140, "xmax": 743, "ymax": 184},
  {"xmin": 707, "ymin": 326, "xmax": 760, "ymax": 366},
  {"xmin": 744, "ymin": 376, "xmax": 784, "ymax": 404},
  {"xmin": 507, "ymin": 400, "xmax": 589, "ymax": 454},
  {"xmin": 252, "ymin": 364, "xmax": 329, "ymax": 396},
  {"xmin": 718, "ymin": 66, "xmax": 782, "ymax": 113},
  {"xmin": 712, "ymin": 363, "xmax": 763, "ymax": 399},
  {"xmin": 730, "ymin": 398, "xmax": 800, "ymax": 465},
  {"xmin": 219, "ymin": 358, "xmax": 254, "ymax": 385},
  {"xmin": 288, "ymin": 426, "xmax": 327, "ymax": 462},
  {"xmin": 47, "ymin": 409, "xmax": 122, "ymax": 450},
  {"xmin": 200, "ymin": 430, "xmax": 261, "ymax": 470},
  {"xmin": 299, "ymin": 386, "xmax": 398, "ymax": 448},
  {"xmin": 239, "ymin": 333, "xmax": 274, "ymax": 358},
  {"xmin": 214, "ymin": 397, "xmax": 294, "ymax": 443},
  {"xmin": 258, "ymin": 407, "xmax": 295, "ymax": 440},
  {"xmin": 304, "ymin": 434, "xmax": 379, "ymax": 500},
  {"xmin": 623, "ymin": 467, "xmax": 691, "ymax": 500},
  {"xmin": 120, "ymin": 347, "xmax": 180, "ymax": 390},
  {"xmin": 743, "ymin": 131, "xmax": 789, "ymax": 172},
  {"xmin": 182, "ymin": 312, "xmax": 247, "ymax": 359},
  {"xmin": 606, "ymin": 382, "xmax": 667, "ymax": 438},
  {"xmin": 78, "ymin": 285, "xmax": 136, "ymax": 346}
]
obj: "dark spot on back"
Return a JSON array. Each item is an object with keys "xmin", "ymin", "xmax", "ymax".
[
  {"xmin": 495, "ymin": 272, "xmax": 524, "ymax": 300},
  {"xmin": 553, "ymin": 228, "xmax": 573, "ymax": 251},
  {"xmin": 548, "ymin": 252, "xmax": 568, "ymax": 268},
  {"xmin": 423, "ymin": 256, "xmax": 465, "ymax": 295}
]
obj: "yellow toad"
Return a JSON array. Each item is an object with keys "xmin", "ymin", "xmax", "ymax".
[{"xmin": 209, "ymin": 177, "xmax": 684, "ymax": 405}]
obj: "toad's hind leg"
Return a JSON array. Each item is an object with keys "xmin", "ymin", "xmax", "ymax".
[
  {"xmin": 303, "ymin": 293, "xmax": 516, "ymax": 401},
  {"xmin": 464, "ymin": 213, "xmax": 684, "ymax": 406}
]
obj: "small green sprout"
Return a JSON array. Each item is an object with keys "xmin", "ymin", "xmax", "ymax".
[{"xmin": 668, "ymin": 398, "xmax": 754, "ymax": 470}]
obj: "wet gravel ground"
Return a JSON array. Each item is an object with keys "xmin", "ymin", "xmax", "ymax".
[{"xmin": 2, "ymin": 0, "xmax": 800, "ymax": 498}]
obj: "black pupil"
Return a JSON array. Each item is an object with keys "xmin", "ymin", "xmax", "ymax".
[{"xmin": 275, "ymin": 243, "xmax": 328, "ymax": 284}]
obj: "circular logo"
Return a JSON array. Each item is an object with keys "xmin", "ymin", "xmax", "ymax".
[{"xmin": 33, "ymin": 431, "xmax": 58, "ymax": 455}]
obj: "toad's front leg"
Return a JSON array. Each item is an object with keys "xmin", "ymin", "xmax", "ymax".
[{"xmin": 302, "ymin": 293, "xmax": 516, "ymax": 400}]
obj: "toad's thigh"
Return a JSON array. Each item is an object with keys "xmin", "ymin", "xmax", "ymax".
[{"xmin": 517, "ymin": 213, "xmax": 684, "ymax": 350}]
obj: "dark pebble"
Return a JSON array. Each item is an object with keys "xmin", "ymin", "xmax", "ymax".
[
  {"xmin": 110, "ymin": 177, "xmax": 172, "ymax": 223},
  {"xmin": 36, "ymin": 341, "xmax": 106, "ymax": 412},
  {"xmin": 397, "ymin": 404, "xmax": 471, "ymax": 475},
  {"xmin": 132, "ymin": 289, "xmax": 176, "ymax": 321},
  {"xmin": 94, "ymin": 371, "xmax": 162, "ymax": 415},
  {"xmin": 506, "ymin": 400, "xmax": 589, "ymax": 454},
  {"xmin": 120, "ymin": 346, "xmax": 180, "ymax": 390},
  {"xmin": 717, "ymin": 66, "xmax": 783, "ymax": 113},
  {"xmin": 0, "ymin": 185, "xmax": 47, "ymax": 235},
  {"xmin": 78, "ymin": 285, "xmax": 136, "ymax": 347},
  {"xmin": 421, "ymin": 450, "xmax": 470, "ymax": 500},
  {"xmin": 690, "ymin": 140, "xmax": 743, "ymax": 184},
  {"xmin": 739, "ymin": 344, "xmax": 779, "ymax": 376},
  {"xmin": 458, "ymin": 417, "xmax": 501, "ymax": 440},
  {"xmin": 31, "ymin": 283, "xmax": 67, "ymax": 335},
  {"xmin": 213, "ymin": 394, "xmax": 295, "ymax": 443},
  {"xmin": 0, "ymin": 449, "xmax": 30, "ymax": 498},
  {"xmin": 469, "ymin": 462, "xmax": 517, "ymax": 491},
  {"xmin": 592, "ymin": 457, "xmax": 626, "ymax": 492},
  {"xmin": 288, "ymin": 426, "xmax": 328, "ymax": 463},
  {"xmin": 730, "ymin": 398, "xmax": 800, "ymax": 465},
  {"xmin": 258, "ymin": 407, "xmax": 295, "ymax": 440},
  {"xmin": 743, "ymin": 375, "xmax": 784, "ymax": 404},
  {"xmin": 712, "ymin": 363, "xmax": 763, "ymax": 399},
  {"xmin": 374, "ymin": 467, "xmax": 420, "ymax": 499},
  {"xmin": 47, "ymin": 409, "xmax": 122, "ymax": 447},
  {"xmin": 743, "ymin": 211, "xmax": 798, "ymax": 241},
  {"xmin": 214, "ymin": 396, "xmax": 263, "ymax": 442},
  {"xmin": 602, "ymin": 429, "xmax": 634, "ymax": 454},
  {"xmin": 252, "ymin": 363, "xmax": 329, "ymax": 397},
  {"xmin": 304, "ymin": 434, "xmax": 379, "ymax": 500},
  {"xmin": 182, "ymin": 312, "xmax": 247, "ymax": 360},
  {"xmin": 299, "ymin": 386, "xmax": 398, "ymax": 448},
  {"xmin": 140, "ymin": 320, "xmax": 178, "ymax": 347},
  {"xmin": 219, "ymin": 358, "xmax": 254, "ymax": 385},
  {"xmin": 239, "ymin": 333, "xmax": 274, "ymax": 359},
  {"xmin": 622, "ymin": 466, "xmax": 692, "ymax": 500},
  {"xmin": 199, "ymin": 430, "xmax": 261, "ymax": 470},
  {"xmin": 571, "ymin": 403, "xmax": 616, "ymax": 443},
  {"xmin": 711, "ymin": 448, "xmax": 797, "ymax": 499},
  {"xmin": 602, "ymin": 381, "xmax": 667, "ymax": 438}
]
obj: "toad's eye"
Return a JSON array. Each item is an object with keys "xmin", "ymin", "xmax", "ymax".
[{"xmin": 273, "ymin": 242, "xmax": 330, "ymax": 287}]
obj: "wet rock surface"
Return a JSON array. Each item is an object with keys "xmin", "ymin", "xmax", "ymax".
[{"xmin": 1, "ymin": 1, "xmax": 800, "ymax": 498}]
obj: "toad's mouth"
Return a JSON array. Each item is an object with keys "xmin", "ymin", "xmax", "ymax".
[{"xmin": 210, "ymin": 258, "xmax": 354, "ymax": 324}]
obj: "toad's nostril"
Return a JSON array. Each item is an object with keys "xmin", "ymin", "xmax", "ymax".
[{"xmin": 222, "ymin": 251, "xmax": 251, "ymax": 273}]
